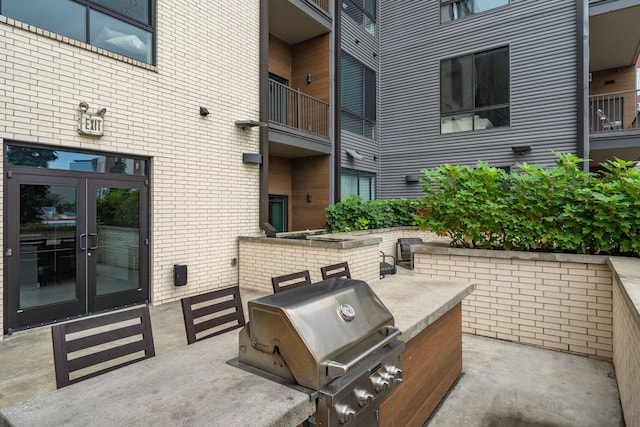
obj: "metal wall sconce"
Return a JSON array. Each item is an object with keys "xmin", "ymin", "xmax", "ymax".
[
  {"xmin": 307, "ymin": 193, "xmax": 313, "ymax": 203},
  {"xmin": 511, "ymin": 146, "xmax": 532, "ymax": 155},
  {"xmin": 405, "ymin": 175, "xmax": 420, "ymax": 183},
  {"xmin": 199, "ymin": 107, "xmax": 210, "ymax": 116},
  {"xmin": 345, "ymin": 148, "xmax": 364, "ymax": 160},
  {"xmin": 242, "ymin": 153, "xmax": 263, "ymax": 164},
  {"xmin": 306, "ymin": 73, "xmax": 312, "ymax": 84},
  {"xmin": 235, "ymin": 119, "xmax": 264, "ymax": 130}
]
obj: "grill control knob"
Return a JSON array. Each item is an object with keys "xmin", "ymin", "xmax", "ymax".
[
  {"xmin": 371, "ymin": 375, "xmax": 390, "ymax": 393},
  {"xmin": 335, "ymin": 404, "xmax": 356, "ymax": 424},
  {"xmin": 385, "ymin": 365, "xmax": 403, "ymax": 384},
  {"xmin": 354, "ymin": 388, "xmax": 374, "ymax": 407}
]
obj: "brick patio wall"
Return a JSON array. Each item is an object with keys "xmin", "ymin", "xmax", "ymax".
[
  {"xmin": 413, "ymin": 246, "xmax": 613, "ymax": 359},
  {"xmin": 610, "ymin": 257, "xmax": 640, "ymax": 426}
]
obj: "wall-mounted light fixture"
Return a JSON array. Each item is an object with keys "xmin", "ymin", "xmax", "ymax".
[
  {"xmin": 405, "ymin": 175, "xmax": 420, "ymax": 183},
  {"xmin": 235, "ymin": 119, "xmax": 265, "ymax": 130},
  {"xmin": 242, "ymin": 153, "xmax": 263, "ymax": 164},
  {"xmin": 77, "ymin": 102, "xmax": 106, "ymax": 137},
  {"xmin": 307, "ymin": 192, "xmax": 313, "ymax": 203},
  {"xmin": 511, "ymin": 146, "xmax": 532, "ymax": 155},
  {"xmin": 306, "ymin": 73, "xmax": 312, "ymax": 84},
  {"xmin": 345, "ymin": 148, "xmax": 364, "ymax": 160},
  {"xmin": 199, "ymin": 107, "xmax": 210, "ymax": 116}
]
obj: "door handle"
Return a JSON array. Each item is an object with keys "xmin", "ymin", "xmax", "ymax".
[
  {"xmin": 79, "ymin": 233, "xmax": 87, "ymax": 251},
  {"xmin": 88, "ymin": 233, "xmax": 99, "ymax": 250}
]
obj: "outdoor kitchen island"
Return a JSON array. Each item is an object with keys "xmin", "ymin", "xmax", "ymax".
[{"xmin": 0, "ymin": 277, "xmax": 474, "ymax": 427}]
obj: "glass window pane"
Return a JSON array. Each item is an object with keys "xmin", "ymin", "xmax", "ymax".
[
  {"xmin": 364, "ymin": 67, "xmax": 377, "ymax": 121},
  {"xmin": 441, "ymin": 55, "xmax": 473, "ymax": 113},
  {"xmin": 19, "ymin": 184, "xmax": 78, "ymax": 308},
  {"xmin": 342, "ymin": 0, "xmax": 363, "ymax": 25},
  {"xmin": 476, "ymin": 107, "xmax": 509, "ymax": 128},
  {"xmin": 474, "ymin": 0, "xmax": 509, "ymax": 13},
  {"xmin": 341, "ymin": 170, "xmax": 359, "ymax": 198},
  {"xmin": 90, "ymin": 9, "xmax": 152, "ymax": 64},
  {"xmin": 440, "ymin": 1, "xmax": 472, "ymax": 22},
  {"xmin": 2, "ymin": 0, "xmax": 85, "ymax": 41},
  {"xmin": 441, "ymin": 113, "xmax": 473, "ymax": 134},
  {"xmin": 475, "ymin": 47, "xmax": 509, "ymax": 108},
  {"xmin": 364, "ymin": 0, "xmax": 376, "ymax": 19},
  {"xmin": 7, "ymin": 145, "xmax": 148, "ymax": 176},
  {"xmin": 342, "ymin": 111, "xmax": 363, "ymax": 135},
  {"xmin": 90, "ymin": 0, "xmax": 150, "ymax": 24},
  {"xmin": 341, "ymin": 53, "xmax": 364, "ymax": 115},
  {"xmin": 364, "ymin": 15, "xmax": 375, "ymax": 36}
]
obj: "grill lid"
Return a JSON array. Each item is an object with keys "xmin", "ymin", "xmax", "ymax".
[{"xmin": 238, "ymin": 278, "xmax": 398, "ymax": 390}]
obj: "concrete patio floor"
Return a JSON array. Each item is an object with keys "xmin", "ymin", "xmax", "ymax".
[{"xmin": 0, "ymin": 275, "xmax": 624, "ymax": 426}]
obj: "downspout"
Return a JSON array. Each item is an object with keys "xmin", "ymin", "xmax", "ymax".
[
  {"xmin": 576, "ymin": 0, "xmax": 589, "ymax": 169},
  {"xmin": 259, "ymin": 0, "xmax": 272, "ymax": 234},
  {"xmin": 333, "ymin": 0, "xmax": 342, "ymax": 203}
]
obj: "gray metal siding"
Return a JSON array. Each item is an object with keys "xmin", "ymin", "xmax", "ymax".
[
  {"xmin": 340, "ymin": 1, "xmax": 381, "ymax": 177},
  {"xmin": 379, "ymin": 0, "xmax": 579, "ymax": 198}
]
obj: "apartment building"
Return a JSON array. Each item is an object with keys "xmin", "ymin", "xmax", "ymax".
[
  {"xmin": 373, "ymin": 0, "xmax": 640, "ymax": 198},
  {"xmin": 3, "ymin": 1, "xmax": 639, "ymax": 335},
  {"xmin": 1, "ymin": 1, "xmax": 261, "ymax": 335}
]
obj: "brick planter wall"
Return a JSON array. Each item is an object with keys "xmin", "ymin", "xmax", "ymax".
[{"xmin": 413, "ymin": 245, "xmax": 613, "ymax": 359}]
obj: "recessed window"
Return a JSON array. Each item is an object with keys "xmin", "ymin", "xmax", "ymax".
[
  {"xmin": 342, "ymin": 0, "xmax": 376, "ymax": 36},
  {"xmin": 440, "ymin": 46, "xmax": 510, "ymax": 134},
  {"xmin": 341, "ymin": 169, "xmax": 376, "ymax": 201},
  {"xmin": 1, "ymin": 0, "xmax": 154, "ymax": 64},
  {"xmin": 440, "ymin": 0, "xmax": 509, "ymax": 22},
  {"xmin": 341, "ymin": 51, "xmax": 377, "ymax": 139}
]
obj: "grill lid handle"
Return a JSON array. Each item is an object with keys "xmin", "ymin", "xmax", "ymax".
[{"xmin": 325, "ymin": 326, "xmax": 402, "ymax": 378}]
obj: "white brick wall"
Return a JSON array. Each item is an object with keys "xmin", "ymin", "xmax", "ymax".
[
  {"xmin": 415, "ymin": 250, "xmax": 614, "ymax": 359},
  {"xmin": 0, "ymin": 1, "xmax": 261, "ymax": 335},
  {"xmin": 612, "ymin": 269, "xmax": 640, "ymax": 426}
]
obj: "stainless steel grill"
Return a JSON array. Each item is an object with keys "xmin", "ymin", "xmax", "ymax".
[{"xmin": 236, "ymin": 277, "xmax": 404, "ymax": 426}]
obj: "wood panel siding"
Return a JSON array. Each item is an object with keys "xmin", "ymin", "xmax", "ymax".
[
  {"xmin": 292, "ymin": 156, "xmax": 330, "ymax": 230},
  {"xmin": 268, "ymin": 156, "xmax": 293, "ymax": 231},
  {"xmin": 379, "ymin": 304, "xmax": 462, "ymax": 426},
  {"xmin": 269, "ymin": 34, "xmax": 292, "ymax": 82},
  {"xmin": 292, "ymin": 34, "xmax": 330, "ymax": 102},
  {"xmin": 379, "ymin": 1, "xmax": 580, "ymax": 198}
]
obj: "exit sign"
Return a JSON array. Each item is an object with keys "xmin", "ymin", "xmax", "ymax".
[{"xmin": 78, "ymin": 113, "xmax": 104, "ymax": 136}]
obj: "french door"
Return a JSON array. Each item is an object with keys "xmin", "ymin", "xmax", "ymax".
[{"xmin": 6, "ymin": 171, "xmax": 149, "ymax": 332}]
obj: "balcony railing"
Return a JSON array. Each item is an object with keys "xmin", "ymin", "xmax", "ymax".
[
  {"xmin": 269, "ymin": 79, "xmax": 330, "ymax": 138},
  {"xmin": 310, "ymin": 0, "xmax": 329, "ymax": 13},
  {"xmin": 589, "ymin": 89, "xmax": 640, "ymax": 133}
]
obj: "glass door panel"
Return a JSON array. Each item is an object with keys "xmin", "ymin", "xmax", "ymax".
[
  {"xmin": 94, "ymin": 187, "xmax": 140, "ymax": 296},
  {"xmin": 19, "ymin": 184, "xmax": 79, "ymax": 308}
]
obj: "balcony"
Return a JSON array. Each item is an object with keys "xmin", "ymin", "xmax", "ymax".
[
  {"xmin": 310, "ymin": 0, "xmax": 329, "ymax": 13},
  {"xmin": 269, "ymin": 79, "xmax": 330, "ymax": 139},
  {"xmin": 588, "ymin": 89, "xmax": 640, "ymax": 166},
  {"xmin": 589, "ymin": 89, "xmax": 640, "ymax": 133}
]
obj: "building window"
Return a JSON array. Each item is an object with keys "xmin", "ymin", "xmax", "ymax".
[
  {"xmin": 341, "ymin": 51, "xmax": 376, "ymax": 139},
  {"xmin": 342, "ymin": 0, "xmax": 376, "ymax": 36},
  {"xmin": 341, "ymin": 169, "xmax": 376, "ymax": 201},
  {"xmin": 440, "ymin": 0, "xmax": 509, "ymax": 22},
  {"xmin": 1, "ymin": 0, "xmax": 154, "ymax": 64},
  {"xmin": 440, "ymin": 46, "xmax": 510, "ymax": 134}
]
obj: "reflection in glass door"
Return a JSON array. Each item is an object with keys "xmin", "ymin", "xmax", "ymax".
[
  {"xmin": 7, "ymin": 173, "xmax": 148, "ymax": 331},
  {"xmin": 93, "ymin": 186, "xmax": 141, "ymax": 300},
  {"xmin": 19, "ymin": 183, "xmax": 81, "ymax": 311}
]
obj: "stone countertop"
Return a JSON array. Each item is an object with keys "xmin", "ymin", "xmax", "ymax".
[
  {"xmin": 609, "ymin": 257, "xmax": 640, "ymax": 325},
  {"xmin": 0, "ymin": 278, "xmax": 474, "ymax": 427}
]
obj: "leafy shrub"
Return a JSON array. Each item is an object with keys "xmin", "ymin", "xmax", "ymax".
[
  {"xmin": 325, "ymin": 196, "xmax": 424, "ymax": 233},
  {"xmin": 417, "ymin": 153, "xmax": 640, "ymax": 256}
]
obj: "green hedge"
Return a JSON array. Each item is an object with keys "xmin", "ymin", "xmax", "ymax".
[
  {"xmin": 417, "ymin": 153, "xmax": 640, "ymax": 256},
  {"xmin": 325, "ymin": 195, "xmax": 424, "ymax": 233}
]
